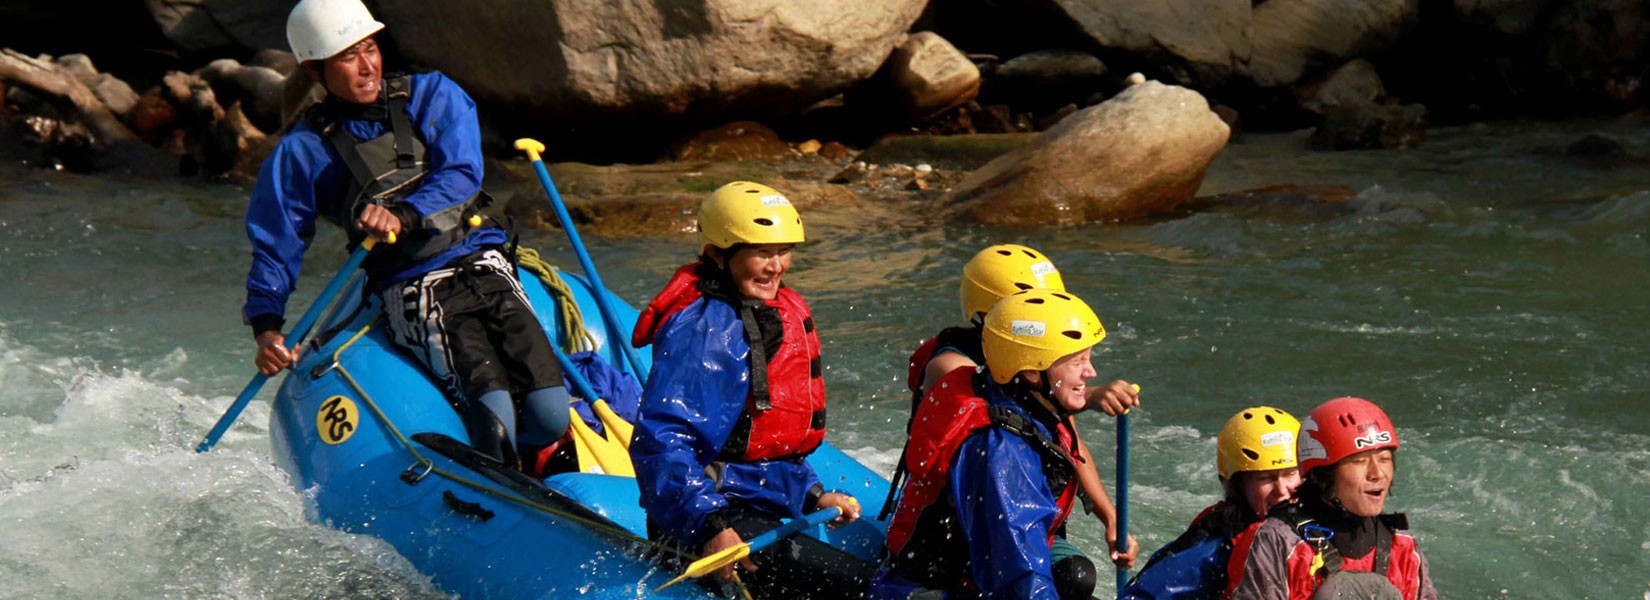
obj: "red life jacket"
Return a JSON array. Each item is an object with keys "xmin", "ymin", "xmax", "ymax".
[
  {"xmin": 1226, "ymin": 505, "xmax": 1426, "ymax": 600},
  {"xmin": 632, "ymin": 262, "xmax": 826, "ymax": 461},
  {"xmin": 905, "ymin": 326, "xmax": 981, "ymax": 403},
  {"xmin": 882, "ymin": 366, "xmax": 1080, "ymax": 590}
]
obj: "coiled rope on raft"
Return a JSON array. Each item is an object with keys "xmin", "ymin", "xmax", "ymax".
[{"xmin": 515, "ymin": 246, "xmax": 599, "ymax": 354}]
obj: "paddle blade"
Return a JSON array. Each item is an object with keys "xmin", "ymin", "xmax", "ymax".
[
  {"xmin": 568, "ymin": 405, "xmax": 634, "ymax": 476},
  {"xmin": 591, "ymin": 399, "xmax": 634, "ymax": 449},
  {"xmin": 655, "ymin": 544, "xmax": 752, "ymax": 592}
]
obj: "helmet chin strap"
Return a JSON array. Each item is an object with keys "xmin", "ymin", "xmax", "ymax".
[{"xmin": 1013, "ymin": 372, "xmax": 1070, "ymax": 419}]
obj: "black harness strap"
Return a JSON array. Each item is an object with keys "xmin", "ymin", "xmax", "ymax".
[
  {"xmin": 736, "ymin": 299, "xmax": 773, "ymax": 411},
  {"xmin": 385, "ymin": 77, "xmax": 417, "ymax": 168}
]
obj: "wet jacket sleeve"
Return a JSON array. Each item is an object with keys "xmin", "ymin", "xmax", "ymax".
[
  {"xmin": 630, "ymin": 299, "xmax": 751, "ymax": 542},
  {"xmin": 243, "ymin": 131, "xmax": 331, "ymax": 329},
  {"xmin": 952, "ymin": 429, "xmax": 1061, "ymax": 599},
  {"xmin": 400, "ymin": 72, "xmax": 483, "ymax": 227},
  {"xmin": 1122, "ymin": 533, "xmax": 1230, "ymax": 600},
  {"xmin": 1226, "ymin": 519, "xmax": 1298, "ymax": 600}
]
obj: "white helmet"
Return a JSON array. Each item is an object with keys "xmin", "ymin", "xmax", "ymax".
[{"xmin": 287, "ymin": 0, "xmax": 386, "ymax": 62}]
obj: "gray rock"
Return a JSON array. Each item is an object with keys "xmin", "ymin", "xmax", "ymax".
[
  {"xmin": 376, "ymin": 0, "xmax": 926, "ymax": 121},
  {"xmin": 945, "ymin": 80, "xmax": 1230, "ymax": 225},
  {"xmin": 1309, "ymin": 103, "xmax": 1426, "ymax": 150},
  {"xmin": 91, "ymin": 75, "xmax": 140, "ymax": 117},
  {"xmin": 1250, "ymin": 0, "xmax": 1418, "ymax": 87},
  {"xmin": 884, "ymin": 32, "xmax": 980, "ymax": 118},
  {"xmin": 145, "ymin": 0, "xmax": 289, "ymax": 51},
  {"xmin": 1296, "ymin": 59, "xmax": 1386, "ymax": 116},
  {"xmin": 1051, "ymin": 0, "xmax": 1249, "ymax": 86}
]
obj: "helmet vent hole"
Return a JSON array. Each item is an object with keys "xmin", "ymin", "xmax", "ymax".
[
  {"xmin": 1339, "ymin": 415, "xmax": 1355, "ymax": 427},
  {"xmin": 1241, "ymin": 412, "xmax": 1254, "ymax": 420},
  {"xmin": 1061, "ymin": 330, "xmax": 1082, "ymax": 340},
  {"xmin": 996, "ymin": 249, "xmax": 1013, "ymax": 256},
  {"xmin": 1021, "ymin": 250, "xmax": 1037, "ymax": 258},
  {"xmin": 1242, "ymin": 449, "xmax": 1260, "ymax": 461},
  {"xmin": 754, "ymin": 218, "xmax": 774, "ymax": 226},
  {"xmin": 1264, "ymin": 414, "xmax": 1276, "ymax": 425},
  {"xmin": 1026, "ymin": 298, "xmax": 1046, "ymax": 305},
  {"xmin": 1052, "ymin": 292, "xmax": 1072, "ymax": 300},
  {"xmin": 1014, "ymin": 283, "xmax": 1033, "ymax": 291}
]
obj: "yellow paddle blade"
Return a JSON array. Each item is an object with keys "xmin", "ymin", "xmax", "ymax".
[
  {"xmin": 568, "ymin": 405, "xmax": 635, "ymax": 476},
  {"xmin": 591, "ymin": 399, "xmax": 634, "ymax": 449},
  {"xmin": 654, "ymin": 544, "xmax": 752, "ymax": 592},
  {"xmin": 567, "ymin": 407, "xmax": 600, "ymax": 474}
]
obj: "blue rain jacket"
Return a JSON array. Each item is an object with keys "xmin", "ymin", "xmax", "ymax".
[
  {"xmin": 870, "ymin": 380, "xmax": 1070, "ymax": 600},
  {"xmin": 630, "ymin": 293, "xmax": 821, "ymax": 545},
  {"xmin": 1122, "ymin": 534, "xmax": 1230, "ymax": 600},
  {"xmin": 243, "ymin": 71, "xmax": 505, "ymax": 325}
]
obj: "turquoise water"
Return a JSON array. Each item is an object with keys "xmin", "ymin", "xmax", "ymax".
[{"xmin": 1, "ymin": 120, "xmax": 1647, "ymax": 598}]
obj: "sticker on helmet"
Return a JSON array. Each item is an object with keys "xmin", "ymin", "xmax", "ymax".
[
  {"xmin": 1353, "ymin": 430, "xmax": 1393, "ymax": 449},
  {"xmin": 760, "ymin": 195, "xmax": 791, "ymax": 207},
  {"xmin": 1030, "ymin": 261, "xmax": 1057, "ymax": 280},
  {"xmin": 1010, "ymin": 320, "xmax": 1047, "ymax": 337},
  {"xmin": 1297, "ymin": 417, "xmax": 1327, "ymax": 463},
  {"xmin": 1260, "ymin": 430, "xmax": 1295, "ymax": 447}
]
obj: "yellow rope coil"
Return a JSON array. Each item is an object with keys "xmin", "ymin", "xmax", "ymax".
[{"xmin": 515, "ymin": 246, "xmax": 598, "ymax": 354}]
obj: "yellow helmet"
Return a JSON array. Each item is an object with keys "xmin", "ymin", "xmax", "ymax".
[
  {"xmin": 960, "ymin": 244, "xmax": 1065, "ymax": 322},
  {"xmin": 1216, "ymin": 406, "xmax": 1301, "ymax": 480},
  {"xmin": 697, "ymin": 181, "xmax": 805, "ymax": 251},
  {"xmin": 981, "ymin": 290, "xmax": 1106, "ymax": 384}
]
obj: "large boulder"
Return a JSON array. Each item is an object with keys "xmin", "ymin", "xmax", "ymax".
[
  {"xmin": 377, "ymin": 0, "xmax": 927, "ymax": 122},
  {"xmin": 881, "ymin": 32, "xmax": 980, "ymax": 119},
  {"xmin": 144, "ymin": 0, "xmax": 288, "ymax": 51},
  {"xmin": 1048, "ymin": 0, "xmax": 1250, "ymax": 86},
  {"xmin": 944, "ymin": 79, "xmax": 1229, "ymax": 225},
  {"xmin": 1249, "ymin": 0, "xmax": 1418, "ymax": 87}
]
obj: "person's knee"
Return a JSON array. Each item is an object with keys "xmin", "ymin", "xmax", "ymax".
[
  {"xmin": 1052, "ymin": 554, "xmax": 1097, "ymax": 600},
  {"xmin": 522, "ymin": 386, "xmax": 571, "ymax": 441}
]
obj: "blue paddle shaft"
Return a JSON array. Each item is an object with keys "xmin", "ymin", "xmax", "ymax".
[
  {"xmin": 525, "ymin": 158, "xmax": 649, "ymax": 379},
  {"xmin": 196, "ymin": 242, "xmax": 375, "ymax": 453},
  {"xmin": 1115, "ymin": 412, "xmax": 1130, "ymax": 597},
  {"xmin": 749, "ymin": 507, "xmax": 842, "ymax": 553}
]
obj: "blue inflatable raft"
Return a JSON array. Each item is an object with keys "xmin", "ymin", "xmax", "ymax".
[{"xmin": 267, "ymin": 263, "xmax": 891, "ymax": 598}]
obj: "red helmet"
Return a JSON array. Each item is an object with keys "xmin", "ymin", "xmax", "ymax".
[{"xmin": 1298, "ymin": 397, "xmax": 1400, "ymax": 476}]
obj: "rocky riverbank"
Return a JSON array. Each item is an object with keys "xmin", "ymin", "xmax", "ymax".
[{"xmin": 2, "ymin": 0, "xmax": 1645, "ymax": 231}]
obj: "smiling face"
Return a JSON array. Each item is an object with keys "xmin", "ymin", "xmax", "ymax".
[
  {"xmin": 722, "ymin": 243, "xmax": 793, "ymax": 300},
  {"xmin": 1331, "ymin": 448, "xmax": 1395, "ymax": 517},
  {"xmin": 316, "ymin": 37, "xmax": 382, "ymax": 104},
  {"xmin": 1023, "ymin": 347, "xmax": 1096, "ymax": 412},
  {"xmin": 1239, "ymin": 467, "xmax": 1303, "ymax": 516}
]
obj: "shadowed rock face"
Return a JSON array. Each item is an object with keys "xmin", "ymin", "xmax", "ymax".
[
  {"xmin": 376, "ymin": 0, "xmax": 927, "ymax": 122},
  {"xmin": 944, "ymin": 80, "xmax": 1230, "ymax": 225}
]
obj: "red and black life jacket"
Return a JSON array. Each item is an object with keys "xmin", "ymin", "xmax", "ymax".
[
  {"xmin": 904, "ymin": 326, "xmax": 983, "ymax": 403},
  {"xmin": 1227, "ymin": 502, "xmax": 1423, "ymax": 600},
  {"xmin": 881, "ymin": 366, "xmax": 1080, "ymax": 590},
  {"xmin": 632, "ymin": 262, "xmax": 826, "ymax": 462}
]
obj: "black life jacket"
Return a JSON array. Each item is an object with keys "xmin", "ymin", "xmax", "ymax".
[{"xmin": 306, "ymin": 74, "xmax": 490, "ymax": 279}]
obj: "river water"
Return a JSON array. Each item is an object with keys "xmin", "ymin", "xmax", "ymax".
[{"xmin": 1, "ymin": 120, "xmax": 1646, "ymax": 599}]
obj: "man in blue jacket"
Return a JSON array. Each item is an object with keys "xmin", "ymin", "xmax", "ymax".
[{"xmin": 244, "ymin": 0, "xmax": 567, "ymax": 466}]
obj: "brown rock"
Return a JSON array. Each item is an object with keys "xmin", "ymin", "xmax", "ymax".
[
  {"xmin": 945, "ymin": 80, "xmax": 1230, "ymax": 225},
  {"xmin": 671, "ymin": 121, "xmax": 792, "ymax": 162}
]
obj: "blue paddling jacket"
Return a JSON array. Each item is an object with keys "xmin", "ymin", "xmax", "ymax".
[
  {"xmin": 871, "ymin": 368, "xmax": 1080, "ymax": 600},
  {"xmin": 243, "ymin": 71, "xmax": 505, "ymax": 331},
  {"xmin": 629, "ymin": 263, "xmax": 827, "ymax": 546},
  {"xmin": 1122, "ymin": 501, "xmax": 1255, "ymax": 600}
]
